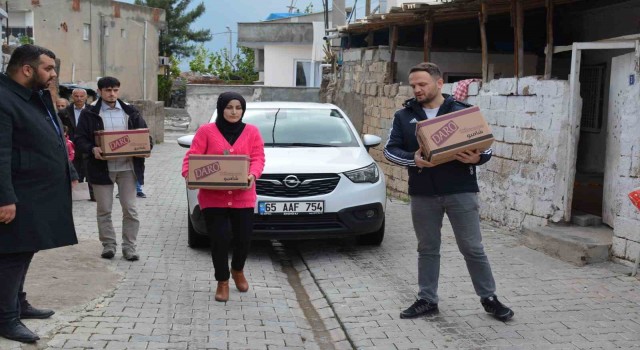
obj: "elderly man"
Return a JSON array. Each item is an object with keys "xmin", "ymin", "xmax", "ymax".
[
  {"xmin": 0, "ymin": 44, "xmax": 78, "ymax": 343},
  {"xmin": 61, "ymin": 88, "xmax": 93, "ymax": 199}
]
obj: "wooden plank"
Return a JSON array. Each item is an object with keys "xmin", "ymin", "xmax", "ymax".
[
  {"xmin": 390, "ymin": 25, "xmax": 399, "ymax": 82},
  {"xmin": 512, "ymin": 0, "xmax": 524, "ymax": 78},
  {"xmin": 366, "ymin": 0, "xmax": 371, "ymax": 16},
  {"xmin": 423, "ymin": 19, "xmax": 433, "ymax": 62},
  {"xmin": 479, "ymin": 0, "xmax": 489, "ymax": 83},
  {"xmin": 544, "ymin": 0, "xmax": 554, "ymax": 79}
]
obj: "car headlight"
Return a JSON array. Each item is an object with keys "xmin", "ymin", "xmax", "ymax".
[{"xmin": 344, "ymin": 163, "xmax": 379, "ymax": 183}]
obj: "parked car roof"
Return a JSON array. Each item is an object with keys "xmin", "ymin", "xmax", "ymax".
[{"xmin": 244, "ymin": 102, "xmax": 338, "ymax": 109}]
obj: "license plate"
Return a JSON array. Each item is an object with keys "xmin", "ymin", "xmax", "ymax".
[{"xmin": 258, "ymin": 201, "xmax": 324, "ymax": 215}]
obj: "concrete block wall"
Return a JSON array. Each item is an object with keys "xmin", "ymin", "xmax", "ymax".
[
  {"xmin": 325, "ymin": 48, "xmax": 575, "ymax": 228},
  {"xmin": 131, "ymin": 100, "xmax": 165, "ymax": 144},
  {"xmin": 473, "ymin": 77, "xmax": 571, "ymax": 229},
  {"xmin": 610, "ymin": 80, "xmax": 640, "ymax": 262}
]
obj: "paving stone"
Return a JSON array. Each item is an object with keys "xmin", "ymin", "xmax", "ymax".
[{"xmin": 6, "ymin": 133, "xmax": 637, "ymax": 350}]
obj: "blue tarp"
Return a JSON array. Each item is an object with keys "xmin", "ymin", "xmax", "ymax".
[{"xmin": 265, "ymin": 12, "xmax": 306, "ymax": 21}]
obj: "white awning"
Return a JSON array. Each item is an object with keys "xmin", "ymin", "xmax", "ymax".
[{"xmin": 0, "ymin": 8, "xmax": 7, "ymax": 19}]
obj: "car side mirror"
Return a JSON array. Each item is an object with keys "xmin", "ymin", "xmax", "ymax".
[
  {"xmin": 362, "ymin": 134, "xmax": 381, "ymax": 152},
  {"xmin": 177, "ymin": 135, "xmax": 194, "ymax": 149}
]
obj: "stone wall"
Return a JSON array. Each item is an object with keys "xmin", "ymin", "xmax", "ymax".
[
  {"xmin": 324, "ymin": 47, "xmax": 575, "ymax": 228},
  {"xmin": 607, "ymin": 52, "xmax": 640, "ymax": 263},
  {"xmin": 469, "ymin": 77, "xmax": 571, "ymax": 229}
]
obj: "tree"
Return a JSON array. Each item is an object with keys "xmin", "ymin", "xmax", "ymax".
[
  {"xmin": 188, "ymin": 45, "xmax": 258, "ymax": 83},
  {"xmin": 134, "ymin": 0, "xmax": 211, "ymax": 58}
]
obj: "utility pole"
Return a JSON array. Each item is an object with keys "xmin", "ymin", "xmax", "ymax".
[{"xmin": 225, "ymin": 26, "xmax": 232, "ymax": 62}]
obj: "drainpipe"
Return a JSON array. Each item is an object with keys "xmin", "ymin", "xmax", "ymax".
[
  {"xmin": 143, "ymin": 20, "xmax": 147, "ymax": 100},
  {"xmin": 100, "ymin": 14, "xmax": 106, "ymax": 76}
]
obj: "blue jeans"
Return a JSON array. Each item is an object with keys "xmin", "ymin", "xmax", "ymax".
[
  {"xmin": 136, "ymin": 180, "xmax": 142, "ymax": 193},
  {"xmin": 410, "ymin": 193, "xmax": 496, "ymax": 303}
]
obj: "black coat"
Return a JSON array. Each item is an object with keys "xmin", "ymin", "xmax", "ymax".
[
  {"xmin": 0, "ymin": 73, "xmax": 78, "ymax": 254},
  {"xmin": 74, "ymin": 99, "xmax": 149, "ymax": 185},
  {"xmin": 384, "ymin": 94, "xmax": 493, "ymax": 196},
  {"xmin": 59, "ymin": 103, "xmax": 88, "ymax": 141}
]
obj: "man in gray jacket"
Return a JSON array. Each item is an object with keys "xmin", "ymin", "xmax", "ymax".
[{"xmin": 0, "ymin": 44, "xmax": 78, "ymax": 343}]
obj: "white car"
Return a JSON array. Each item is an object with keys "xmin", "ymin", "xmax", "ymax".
[{"xmin": 178, "ymin": 102, "xmax": 386, "ymax": 246}]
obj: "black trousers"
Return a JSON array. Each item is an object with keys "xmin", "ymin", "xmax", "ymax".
[
  {"xmin": 75, "ymin": 153, "xmax": 94, "ymax": 196},
  {"xmin": 0, "ymin": 252, "xmax": 35, "ymax": 323},
  {"xmin": 202, "ymin": 208, "xmax": 253, "ymax": 281}
]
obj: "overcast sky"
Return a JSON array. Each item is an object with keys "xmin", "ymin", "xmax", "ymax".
[{"xmin": 120, "ymin": 0, "xmax": 371, "ymax": 70}]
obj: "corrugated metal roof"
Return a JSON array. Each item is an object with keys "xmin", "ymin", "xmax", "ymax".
[{"xmin": 337, "ymin": 0, "xmax": 582, "ymax": 33}]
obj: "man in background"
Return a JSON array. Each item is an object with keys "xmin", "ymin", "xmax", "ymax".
[{"xmin": 61, "ymin": 88, "xmax": 93, "ymax": 200}]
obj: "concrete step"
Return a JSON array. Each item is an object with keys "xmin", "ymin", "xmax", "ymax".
[
  {"xmin": 571, "ymin": 211, "xmax": 603, "ymax": 227},
  {"xmin": 521, "ymin": 224, "xmax": 612, "ymax": 266}
]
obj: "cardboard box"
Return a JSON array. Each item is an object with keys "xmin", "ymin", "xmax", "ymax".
[
  {"xmin": 95, "ymin": 129, "xmax": 151, "ymax": 159},
  {"xmin": 187, "ymin": 154, "xmax": 250, "ymax": 190},
  {"xmin": 415, "ymin": 106, "xmax": 494, "ymax": 165}
]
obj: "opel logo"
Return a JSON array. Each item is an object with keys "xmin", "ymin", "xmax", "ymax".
[{"xmin": 283, "ymin": 175, "xmax": 301, "ymax": 188}]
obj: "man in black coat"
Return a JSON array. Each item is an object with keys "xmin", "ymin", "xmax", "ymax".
[{"xmin": 0, "ymin": 44, "xmax": 78, "ymax": 343}]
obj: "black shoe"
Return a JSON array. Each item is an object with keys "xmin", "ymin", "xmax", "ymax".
[
  {"xmin": 0, "ymin": 319, "xmax": 39, "ymax": 343},
  {"xmin": 20, "ymin": 302, "xmax": 55, "ymax": 319},
  {"xmin": 481, "ymin": 295, "xmax": 514, "ymax": 321},
  {"xmin": 400, "ymin": 299, "xmax": 439, "ymax": 319},
  {"xmin": 136, "ymin": 191, "xmax": 147, "ymax": 198},
  {"xmin": 101, "ymin": 246, "xmax": 116, "ymax": 259}
]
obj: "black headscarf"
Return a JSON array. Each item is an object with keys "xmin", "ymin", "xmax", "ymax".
[{"xmin": 215, "ymin": 92, "xmax": 247, "ymax": 145}]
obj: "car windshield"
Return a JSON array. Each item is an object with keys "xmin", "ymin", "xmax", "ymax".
[{"xmin": 239, "ymin": 108, "xmax": 360, "ymax": 147}]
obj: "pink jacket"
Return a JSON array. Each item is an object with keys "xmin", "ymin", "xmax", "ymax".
[
  {"xmin": 66, "ymin": 136, "xmax": 75, "ymax": 161},
  {"xmin": 182, "ymin": 123, "xmax": 265, "ymax": 209}
]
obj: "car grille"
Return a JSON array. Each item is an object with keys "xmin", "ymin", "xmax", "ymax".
[
  {"xmin": 254, "ymin": 213, "xmax": 343, "ymax": 231},
  {"xmin": 257, "ymin": 173, "xmax": 340, "ymax": 198}
]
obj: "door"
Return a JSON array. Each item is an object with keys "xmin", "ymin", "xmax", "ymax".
[{"xmin": 602, "ymin": 52, "xmax": 640, "ymax": 226}]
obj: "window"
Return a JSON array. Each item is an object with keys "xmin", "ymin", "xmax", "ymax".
[
  {"xmin": 579, "ymin": 64, "xmax": 606, "ymax": 132},
  {"xmin": 240, "ymin": 108, "xmax": 358, "ymax": 147},
  {"xmin": 83, "ymin": 23, "xmax": 90, "ymax": 41},
  {"xmin": 295, "ymin": 60, "xmax": 310, "ymax": 87},
  {"xmin": 294, "ymin": 60, "xmax": 321, "ymax": 87}
]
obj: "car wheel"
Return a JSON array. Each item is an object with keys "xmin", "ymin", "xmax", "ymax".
[
  {"xmin": 357, "ymin": 218, "xmax": 385, "ymax": 246},
  {"xmin": 188, "ymin": 211, "xmax": 209, "ymax": 248}
]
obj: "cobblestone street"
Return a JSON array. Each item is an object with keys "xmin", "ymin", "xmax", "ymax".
[{"xmin": 3, "ymin": 133, "xmax": 640, "ymax": 350}]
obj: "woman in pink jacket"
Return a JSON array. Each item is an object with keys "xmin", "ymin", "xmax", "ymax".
[{"xmin": 182, "ymin": 92, "xmax": 265, "ymax": 302}]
